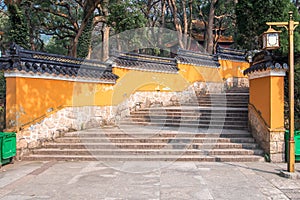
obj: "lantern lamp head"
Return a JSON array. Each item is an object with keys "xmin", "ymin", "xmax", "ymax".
[{"xmin": 262, "ymin": 26, "xmax": 281, "ymax": 50}]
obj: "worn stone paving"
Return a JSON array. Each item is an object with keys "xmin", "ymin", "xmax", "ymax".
[{"xmin": 0, "ymin": 161, "xmax": 299, "ymax": 200}]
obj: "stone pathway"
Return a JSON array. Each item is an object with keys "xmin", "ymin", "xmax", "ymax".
[{"xmin": 0, "ymin": 161, "xmax": 299, "ymax": 199}]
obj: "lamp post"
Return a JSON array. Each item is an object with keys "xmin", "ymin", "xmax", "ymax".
[{"xmin": 263, "ymin": 11, "xmax": 299, "ymax": 173}]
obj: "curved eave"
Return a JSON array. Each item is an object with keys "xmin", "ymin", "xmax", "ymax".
[{"xmin": 243, "ymin": 61, "xmax": 288, "ymax": 76}]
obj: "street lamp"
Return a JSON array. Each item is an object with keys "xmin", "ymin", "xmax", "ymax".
[
  {"xmin": 262, "ymin": 27, "xmax": 281, "ymax": 50},
  {"xmin": 265, "ymin": 11, "xmax": 299, "ymax": 173}
]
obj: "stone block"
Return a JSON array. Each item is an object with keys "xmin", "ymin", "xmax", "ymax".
[
  {"xmin": 17, "ymin": 138, "xmax": 28, "ymax": 149},
  {"xmin": 270, "ymin": 153, "xmax": 285, "ymax": 163},
  {"xmin": 270, "ymin": 131, "xmax": 285, "ymax": 142},
  {"xmin": 21, "ymin": 130, "xmax": 31, "ymax": 137},
  {"xmin": 28, "ymin": 140, "xmax": 41, "ymax": 149},
  {"xmin": 44, "ymin": 119, "xmax": 55, "ymax": 129},
  {"xmin": 270, "ymin": 141, "xmax": 285, "ymax": 154},
  {"xmin": 52, "ymin": 131, "xmax": 60, "ymax": 139},
  {"xmin": 67, "ymin": 111, "xmax": 78, "ymax": 119}
]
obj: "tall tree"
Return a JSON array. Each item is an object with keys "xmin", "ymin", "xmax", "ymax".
[
  {"xmin": 0, "ymin": 1, "xmax": 9, "ymax": 54},
  {"xmin": 107, "ymin": 0, "xmax": 146, "ymax": 53},
  {"xmin": 205, "ymin": 0, "xmax": 217, "ymax": 54},
  {"xmin": 29, "ymin": 0, "xmax": 104, "ymax": 57},
  {"xmin": 213, "ymin": 0, "xmax": 236, "ymax": 52},
  {"xmin": 100, "ymin": 0, "xmax": 110, "ymax": 61},
  {"xmin": 195, "ymin": 0, "xmax": 235, "ymax": 54},
  {"xmin": 5, "ymin": 0, "xmax": 30, "ymax": 49},
  {"xmin": 293, "ymin": 0, "xmax": 300, "ymax": 13},
  {"xmin": 69, "ymin": 0, "xmax": 102, "ymax": 57},
  {"xmin": 236, "ymin": 0, "xmax": 299, "ymax": 52}
]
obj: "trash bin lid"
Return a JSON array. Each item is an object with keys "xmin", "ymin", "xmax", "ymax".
[{"xmin": 2, "ymin": 132, "xmax": 16, "ymax": 138}]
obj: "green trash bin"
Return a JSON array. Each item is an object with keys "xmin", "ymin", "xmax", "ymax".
[
  {"xmin": 0, "ymin": 132, "xmax": 16, "ymax": 166},
  {"xmin": 285, "ymin": 130, "xmax": 300, "ymax": 162}
]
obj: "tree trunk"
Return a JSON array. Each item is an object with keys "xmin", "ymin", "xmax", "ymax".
[
  {"xmin": 182, "ymin": 0, "xmax": 188, "ymax": 49},
  {"xmin": 158, "ymin": 0, "xmax": 166, "ymax": 47},
  {"xmin": 100, "ymin": 0, "xmax": 110, "ymax": 61},
  {"xmin": 205, "ymin": 0, "xmax": 217, "ymax": 54},
  {"xmin": 70, "ymin": 0, "xmax": 102, "ymax": 57},
  {"xmin": 116, "ymin": 34, "xmax": 121, "ymax": 51},
  {"xmin": 70, "ymin": 17, "xmax": 90, "ymax": 57},
  {"xmin": 168, "ymin": 0, "xmax": 184, "ymax": 49},
  {"xmin": 102, "ymin": 24, "xmax": 110, "ymax": 62},
  {"xmin": 71, "ymin": 33, "xmax": 79, "ymax": 57},
  {"xmin": 77, "ymin": 14, "xmax": 94, "ymax": 58},
  {"xmin": 187, "ymin": 0, "xmax": 193, "ymax": 50},
  {"xmin": 87, "ymin": 46, "xmax": 92, "ymax": 59},
  {"xmin": 28, "ymin": 15, "xmax": 35, "ymax": 51}
]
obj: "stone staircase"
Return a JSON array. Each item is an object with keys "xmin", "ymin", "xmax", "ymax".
[
  {"xmin": 23, "ymin": 87, "xmax": 265, "ymax": 162},
  {"xmin": 121, "ymin": 87, "xmax": 249, "ymax": 130}
]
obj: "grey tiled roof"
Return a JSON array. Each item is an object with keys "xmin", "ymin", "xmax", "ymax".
[
  {"xmin": 176, "ymin": 49, "xmax": 220, "ymax": 68},
  {"xmin": 217, "ymin": 46, "xmax": 247, "ymax": 61},
  {"xmin": 243, "ymin": 51, "xmax": 288, "ymax": 75},
  {"xmin": 0, "ymin": 44, "xmax": 118, "ymax": 83},
  {"xmin": 112, "ymin": 52, "xmax": 178, "ymax": 73}
]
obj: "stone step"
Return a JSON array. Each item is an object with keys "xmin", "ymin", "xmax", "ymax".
[
  {"xmin": 134, "ymin": 107, "xmax": 248, "ymax": 112},
  {"xmin": 183, "ymin": 103, "xmax": 248, "ymax": 108},
  {"xmin": 126, "ymin": 114, "xmax": 248, "ymax": 119},
  {"xmin": 23, "ymin": 154, "xmax": 264, "ymax": 162},
  {"xmin": 195, "ymin": 97, "xmax": 249, "ymax": 101},
  {"xmin": 123, "ymin": 118, "xmax": 248, "ymax": 125},
  {"xmin": 129, "ymin": 113, "xmax": 248, "ymax": 119},
  {"xmin": 226, "ymin": 90, "xmax": 249, "ymax": 93},
  {"xmin": 126, "ymin": 115, "xmax": 248, "ymax": 121},
  {"xmin": 196, "ymin": 96, "xmax": 248, "ymax": 99},
  {"xmin": 199, "ymin": 92, "xmax": 248, "ymax": 95},
  {"xmin": 42, "ymin": 142, "xmax": 260, "ymax": 150},
  {"xmin": 31, "ymin": 148, "xmax": 264, "ymax": 156},
  {"xmin": 54, "ymin": 137, "xmax": 256, "ymax": 143},
  {"xmin": 119, "ymin": 122, "xmax": 248, "ymax": 130},
  {"xmin": 194, "ymin": 97, "xmax": 249, "ymax": 101},
  {"xmin": 131, "ymin": 111, "xmax": 248, "ymax": 117},
  {"xmin": 186, "ymin": 97, "xmax": 248, "ymax": 100},
  {"xmin": 189, "ymin": 100, "xmax": 248, "ymax": 104},
  {"xmin": 64, "ymin": 130, "xmax": 253, "ymax": 138},
  {"xmin": 185, "ymin": 95, "xmax": 249, "ymax": 99}
]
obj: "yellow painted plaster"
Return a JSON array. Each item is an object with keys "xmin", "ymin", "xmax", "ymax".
[
  {"xmin": 6, "ymin": 59, "xmax": 250, "ymax": 129},
  {"xmin": 219, "ymin": 60, "xmax": 249, "ymax": 78},
  {"xmin": 6, "ymin": 77, "xmax": 113, "ymax": 129},
  {"xmin": 249, "ymin": 75, "xmax": 285, "ymax": 129}
]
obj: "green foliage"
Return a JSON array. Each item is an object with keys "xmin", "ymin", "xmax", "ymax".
[
  {"xmin": 108, "ymin": 0, "xmax": 147, "ymax": 33},
  {"xmin": 236, "ymin": 0, "xmax": 299, "ymax": 53},
  {"xmin": 0, "ymin": 71, "xmax": 5, "ymax": 97},
  {"xmin": 214, "ymin": 0, "xmax": 236, "ymax": 37},
  {"xmin": 236, "ymin": 0, "xmax": 300, "ymax": 128},
  {"xmin": 0, "ymin": 11, "xmax": 9, "ymax": 53},
  {"xmin": 0, "ymin": 10, "xmax": 8, "ymax": 34},
  {"xmin": 293, "ymin": 62, "xmax": 300, "ymax": 129},
  {"xmin": 7, "ymin": 4, "xmax": 30, "ymax": 49},
  {"xmin": 44, "ymin": 36, "xmax": 70, "ymax": 55},
  {"xmin": 36, "ymin": 0, "xmax": 82, "ymax": 55},
  {"xmin": 77, "ymin": 14, "xmax": 94, "ymax": 58}
]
